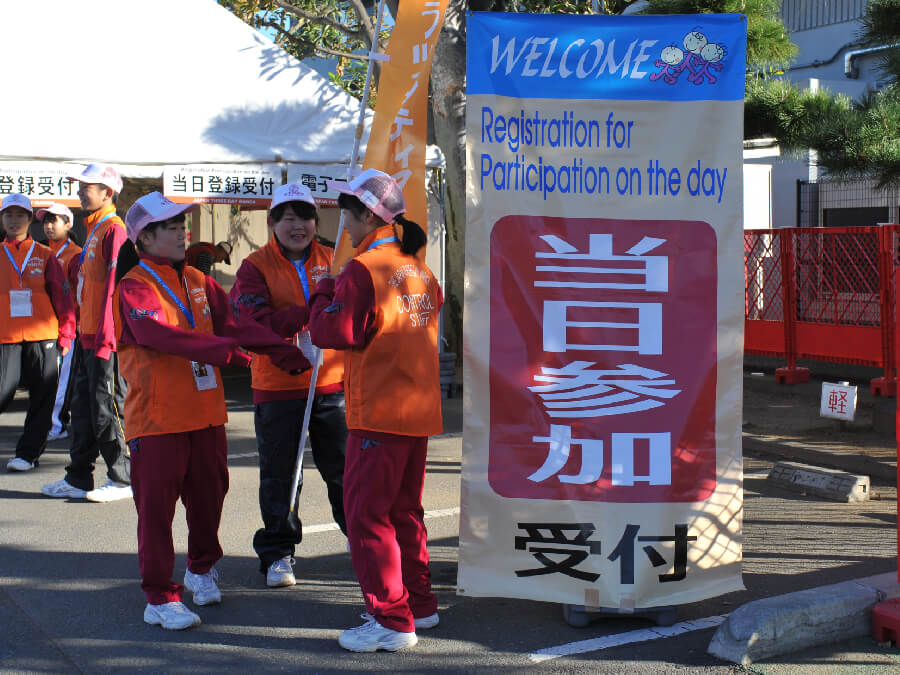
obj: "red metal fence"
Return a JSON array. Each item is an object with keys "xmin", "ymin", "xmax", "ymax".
[{"xmin": 744, "ymin": 226, "xmax": 899, "ymax": 395}]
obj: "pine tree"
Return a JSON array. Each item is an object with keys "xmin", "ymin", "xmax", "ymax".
[{"xmin": 744, "ymin": 0, "xmax": 900, "ymax": 185}]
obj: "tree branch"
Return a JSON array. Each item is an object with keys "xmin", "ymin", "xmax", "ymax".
[{"xmin": 271, "ymin": 0, "xmax": 367, "ymax": 43}]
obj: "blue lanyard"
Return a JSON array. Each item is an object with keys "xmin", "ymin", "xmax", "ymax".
[
  {"xmin": 4, "ymin": 240, "xmax": 35, "ymax": 287},
  {"xmin": 138, "ymin": 261, "xmax": 195, "ymax": 328},
  {"xmin": 291, "ymin": 250, "xmax": 312, "ymax": 303},
  {"xmin": 55, "ymin": 240, "xmax": 70, "ymax": 258},
  {"xmin": 367, "ymin": 235, "xmax": 398, "ymax": 251},
  {"xmin": 79, "ymin": 212, "xmax": 115, "ymax": 265}
]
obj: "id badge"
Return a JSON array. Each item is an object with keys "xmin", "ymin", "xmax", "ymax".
[
  {"xmin": 295, "ymin": 330, "xmax": 321, "ymax": 366},
  {"xmin": 76, "ymin": 271, "xmax": 84, "ymax": 305},
  {"xmin": 9, "ymin": 289, "xmax": 33, "ymax": 317},
  {"xmin": 191, "ymin": 361, "xmax": 218, "ymax": 391}
]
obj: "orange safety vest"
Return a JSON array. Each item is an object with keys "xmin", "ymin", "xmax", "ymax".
[
  {"xmin": 79, "ymin": 205, "xmax": 125, "ymax": 334},
  {"xmin": 343, "ymin": 226, "xmax": 442, "ymax": 436},
  {"xmin": 49, "ymin": 238, "xmax": 82, "ymax": 275},
  {"xmin": 0, "ymin": 239, "xmax": 59, "ymax": 344},
  {"xmin": 245, "ymin": 238, "xmax": 344, "ymax": 393},
  {"xmin": 113, "ymin": 261, "xmax": 227, "ymax": 440}
]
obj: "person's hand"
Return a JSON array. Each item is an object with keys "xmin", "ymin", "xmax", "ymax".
[
  {"xmin": 59, "ymin": 345, "xmax": 69, "ymax": 356},
  {"xmin": 270, "ymin": 346, "xmax": 310, "ymax": 374}
]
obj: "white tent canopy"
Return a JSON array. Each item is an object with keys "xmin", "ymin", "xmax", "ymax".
[{"xmin": 1, "ymin": 0, "xmax": 377, "ymax": 178}]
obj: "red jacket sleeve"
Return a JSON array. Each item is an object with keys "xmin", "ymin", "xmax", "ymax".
[
  {"xmin": 208, "ymin": 275, "xmax": 309, "ymax": 373},
  {"xmin": 308, "ymin": 260, "xmax": 377, "ymax": 350},
  {"xmin": 44, "ymin": 254, "xmax": 76, "ymax": 350},
  {"xmin": 94, "ymin": 223, "xmax": 128, "ymax": 360},
  {"xmin": 117, "ymin": 278, "xmax": 251, "ymax": 368},
  {"xmin": 229, "ymin": 259, "xmax": 306, "ymax": 338}
]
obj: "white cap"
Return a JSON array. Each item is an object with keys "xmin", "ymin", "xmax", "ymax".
[
  {"xmin": 0, "ymin": 193, "xmax": 33, "ymax": 213},
  {"xmin": 125, "ymin": 192, "xmax": 194, "ymax": 243},
  {"xmin": 270, "ymin": 183, "xmax": 316, "ymax": 211},
  {"xmin": 36, "ymin": 202, "xmax": 74, "ymax": 223},
  {"xmin": 326, "ymin": 168, "xmax": 406, "ymax": 223},
  {"xmin": 68, "ymin": 163, "xmax": 124, "ymax": 194}
]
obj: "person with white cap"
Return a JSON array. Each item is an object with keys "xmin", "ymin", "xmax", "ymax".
[
  {"xmin": 229, "ymin": 182, "xmax": 348, "ymax": 588},
  {"xmin": 1, "ymin": 194, "xmax": 76, "ymax": 472},
  {"xmin": 41, "ymin": 164, "xmax": 132, "ymax": 502},
  {"xmin": 307, "ymin": 169, "xmax": 442, "ymax": 652},
  {"xmin": 112, "ymin": 191, "xmax": 307, "ymax": 630},
  {"xmin": 37, "ymin": 202, "xmax": 82, "ymax": 441}
]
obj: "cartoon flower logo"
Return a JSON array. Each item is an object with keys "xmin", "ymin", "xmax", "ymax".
[{"xmin": 650, "ymin": 29, "xmax": 727, "ymax": 86}]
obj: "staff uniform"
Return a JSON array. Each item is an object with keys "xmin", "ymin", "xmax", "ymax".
[
  {"xmin": 231, "ymin": 237, "xmax": 348, "ymax": 574},
  {"xmin": 0, "ymin": 236, "xmax": 76, "ymax": 465},
  {"xmin": 47, "ymin": 237, "xmax": 82, "ymax": 438},
  {"xmin": 115, "ymin": 252, "xmax": 305, "ymax": 606},
  {"xmin": 308, "ymin": 224, "xmax": 443, "ymax": 634},
  {"xmin": 65, "ymin": 204, "xmax": 130, "ymax": 490}
]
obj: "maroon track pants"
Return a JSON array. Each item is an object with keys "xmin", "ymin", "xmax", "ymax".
[
  {"xmin": 344, "ymin": 429, "xmax": 438, "ymax": 633},
  {"xmin": 130, "ymin": 425, "xmax": 229, "ymax": 605}
]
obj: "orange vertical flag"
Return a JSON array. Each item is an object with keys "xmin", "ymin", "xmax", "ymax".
[{"xmin": 332, "ymin": 0, "xmax": 449, "ymax": 272}]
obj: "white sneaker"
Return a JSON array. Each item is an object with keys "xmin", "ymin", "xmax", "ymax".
[
  {"xmin": 47, "ymin": 429, "xmax": 68, "ymax": 441},
  {"xmin": 7, "ymin": 457, "xmax": 35, "ymax": 472},
  {"xmin": 338, "ymin": 614, "xmax": 418, "ymax": 652},
  {"xmin": 414, "ymin": 612, "xmax": 439, "ymax": 630},
  {"xmin": 143, "ymin": 602, "xmax": 201, "ymax": 630},
  {"xmin": 41, "ymin": 478, "xmax": 87, "ymax": 499},
  {"xmin": 184, "ymin": 567, "xmax": 222, "ymax": 606},
  {"xmin": 85, "ymin": 480, "xmax": 132, "ymax": 503},
  {"xmin": 362, "ymin": 610, "xmax": 439, "ymax": 631},
  {"xmin": 266, "ymin": 556, "xmax": 296, "ymax": 587}
]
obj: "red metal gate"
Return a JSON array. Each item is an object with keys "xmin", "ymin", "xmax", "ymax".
[{"xmin": 744, "ymin": 226, "xmax": 898, "ymax": 395}]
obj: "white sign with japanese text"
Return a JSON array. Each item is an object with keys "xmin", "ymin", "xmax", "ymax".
[
  {"xmin": 164, "ymin": 165, "xmax": 279, "ymax": 207},
  {"xmin": 460, "ymin": 14, "xmax": 747, "ymax": 609},
  {"xmin": 820, "ymin": 382, "xmax": 857, "ymax": 421},
  {"xmin": 0, "ymin": 162, "xmax": 82, "ymax": 207}
]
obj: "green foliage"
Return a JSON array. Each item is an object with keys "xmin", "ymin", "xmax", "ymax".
[
  {"xmin": 220, "ymin": 0, "xmax": 387, "ymax": 106},
  {"xmin": 744, "ymin": 0, "xmax": 900, "ymax": 185},
  {"xmin": 642, "ymin": 0, "xmax": 797, "ymax": 71}
]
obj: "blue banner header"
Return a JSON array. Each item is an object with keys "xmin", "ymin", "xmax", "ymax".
[{"xmin": 467, "ymin": 12, "xmax": 747, "ymax": 102}]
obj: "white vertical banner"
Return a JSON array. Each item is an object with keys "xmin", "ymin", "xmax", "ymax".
[{"xmin": 460, "ymin": 13, "xmax": 747, "ymax": 609}]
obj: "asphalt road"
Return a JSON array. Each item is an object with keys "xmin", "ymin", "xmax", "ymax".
[{"xmin": 1, "ymin": 373, "xmax": 899, "ymax": 673}]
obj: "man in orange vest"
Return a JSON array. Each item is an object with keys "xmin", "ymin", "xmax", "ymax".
[
  {"xmin": 308, "ymin": 169, "xmax": 442, "ymax": 653},
  {"xmin": 230, "ymin": 183, "xmax": 348, "ymax": 588},
  {"xmin": 1, "ymin": 194, "xmax": 76, "ymax": 471},
  {"xmin": 38, "ymin": 203, "xmax": 82, "ymax": 441},
  {"xmin": 41, "ymin": 164, "xmax": 131, "ymax": 502}
]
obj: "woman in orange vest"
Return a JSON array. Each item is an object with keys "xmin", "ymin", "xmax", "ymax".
[
  {"xmin": 308, "ymin": 169, "xmax": 443, "ymax": 653},
  {"xmin": 37, "ymin": 203, "xmax": 82, "ymax": 441},
  {"xmin": 0, "ymin": 194, "xmax": 76, "ymax": 472},
  {"xmin": 113, "ymin": 192, "xmax": 307, "ymax": 631},
  {"xmin": 230, "ymin": 183, "xmax": 348, "ymax": 588}
]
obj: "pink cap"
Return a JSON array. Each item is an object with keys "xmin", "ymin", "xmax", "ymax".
[
  {"xmin": 0, "ymin": 193, "xmax": 33, "ymax": 213},
  {"xmin": 326, "ymin": 168, "xmax": 406, "ymax": 223},
  {"xmin": 68, "ymin": 163, "xmax": 124, "ymax": 194},
  {"xmin": 125, "ymin": 191, "xmax": 194, "ymax": 243},
  {"xmin": 270, "ymin": 183, "xmax": 316, "ymax": 211},
  {"xmin": 36, "ymin": 202, "xmax": 74, "ymax": 224}
]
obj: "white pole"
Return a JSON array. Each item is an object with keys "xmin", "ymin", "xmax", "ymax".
[{"xmin": 288, "ymin": 0, "xmax": 387, "ymax": 515}]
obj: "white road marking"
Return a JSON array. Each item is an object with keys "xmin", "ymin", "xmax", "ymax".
[
  {"xmin": 229, "ymin": 452, "xmax": 259, "ymax": 460},
  {"xmin": 302, "ymin": 506, "xmax": 460, "ymax": 535},
  {"xmin": 528, "ymin": 614, "xmax": 727, "ymax": 663}
]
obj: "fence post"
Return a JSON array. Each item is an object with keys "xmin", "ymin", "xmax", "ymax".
[
  {"xmin": 776, "ymin": 228, "xmax": 810, "ymax": 384},
  {"xmin": 872, "ymin": 227, "xmax": 897, "ymax": 396}
]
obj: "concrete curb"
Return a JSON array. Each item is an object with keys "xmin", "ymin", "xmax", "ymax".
[
  {"xmin": 743, "ymin": 433, "xmax": 896, "ymax": 482},
  {"xmin": 708, "ymin": 572, "xmax": 900, "ymax": 665}
]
